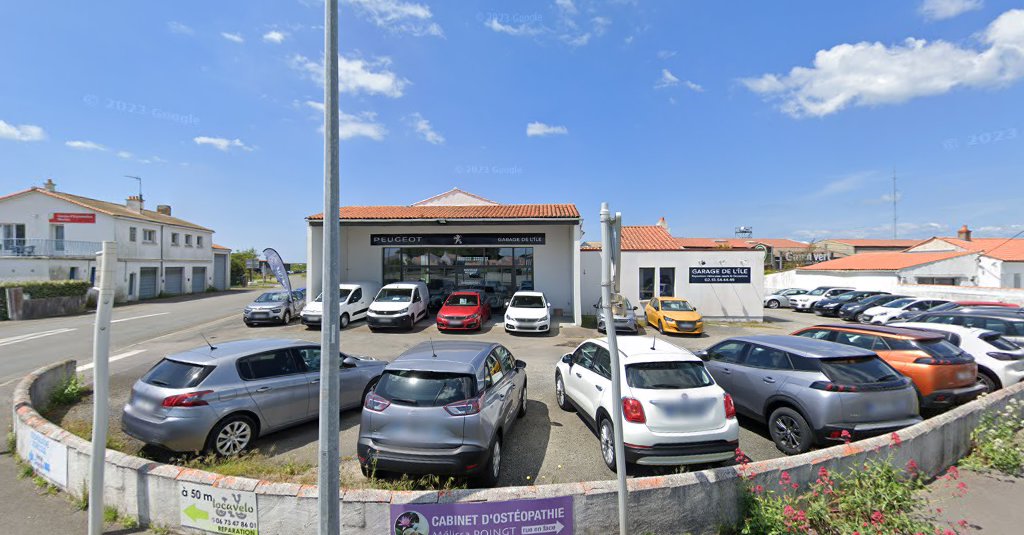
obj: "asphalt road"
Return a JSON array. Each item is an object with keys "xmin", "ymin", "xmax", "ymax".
[{"xmin": 4, "ymin": 282, "xmax": 833, "ymax": 490}]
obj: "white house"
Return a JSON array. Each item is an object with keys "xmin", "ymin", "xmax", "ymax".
[{"xmin": 0, "ymin": 179, "xmax": 230, "ymax": 301}]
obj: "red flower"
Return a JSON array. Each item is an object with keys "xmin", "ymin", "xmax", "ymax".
[
  {"xmin": 890, "ymin": 432, "xmax": 902, "ymax": 446},
  {"xmin": 871, "ymin": 510, "xmax": 885, "ymax": 525},
  {"xmin": 840, "ymin": 430, "xmax": 852, "ymax": 443},
  {"xmin": 779, "ymin": 471, "xmax": 792, "ymax": 486},
  {"xmin": 946, "ymin": 466, "xmax": 960, "ymax": 480},
  {"xmin": 818, "ymin": 466, "xmax": 829, "ymax": 479},
  {"xmin": 906, "ymin": 459, "xmax": 919, "ymax": 474},
  {"xmin": 753, "ymin": 484, "xmax": 764, "ymax": 494},
  {"xmin": 958, "ymin": 519, "xmax": 969, "ymax": 528}
]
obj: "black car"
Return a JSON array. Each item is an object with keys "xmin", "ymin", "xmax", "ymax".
[
  {"xmin": 813, "ymin": 291, "xmax": 889, "ymax": 317},
  {"xmin": 838, "ymin": 294, "xmax": 909, "ymax": 321}
]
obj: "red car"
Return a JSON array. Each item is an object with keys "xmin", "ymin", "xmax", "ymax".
[
  {"xmin": 436, "ymin": 291, "xmax": 491, "ymax": 331},
  {"xmin": 955, "ymin": 301, "xmax": 1020, "ymax": 308}
]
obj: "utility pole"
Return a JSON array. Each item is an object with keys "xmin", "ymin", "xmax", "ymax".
[
  {"xmin": 318, "ymin": 0, "xmax": 341, "ymax": 533},
  {"xmin": 87, "ymin": 242, "xmax": 116, "ymax": 535},
  {"xmin": 600, "ymin": 203, "xmax": 629, "ymax": 535},
  {"xmin": 892, "ymin": 168, "xmax": 898, "ymax": 239}
]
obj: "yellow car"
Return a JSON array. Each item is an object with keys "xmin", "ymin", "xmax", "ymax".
[{"xmin": 644, "ymin": 297, "xmax": 704, "ymax": 335}]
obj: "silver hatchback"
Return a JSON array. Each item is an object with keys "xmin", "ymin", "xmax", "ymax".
[
  {"xmin": 358, "ymin": 340, "xmax": 527, "ymax": 487},
  {"xmin": 122, "ymin": 339, "xmax": 385, "ymax": 455}
]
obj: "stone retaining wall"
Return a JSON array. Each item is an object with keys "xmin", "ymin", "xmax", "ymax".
[{"xmin": 14, "ymin": 359, "xmax": 1024, "ymax": 534}]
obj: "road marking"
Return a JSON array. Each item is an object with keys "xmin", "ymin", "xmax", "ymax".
[
  {"xmin": 0, "ymin": 328, "xmax": 77, "ymax": 347},
  {"xmin": 111, "ymin": 312, "xmax": 169, "ymax": 324},
  {"xmin": 76, "ymin": 349, "xmax": 146, "ymax": 372}
]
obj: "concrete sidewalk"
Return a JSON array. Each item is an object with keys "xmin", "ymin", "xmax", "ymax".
[{"xmin": 923, "ymin": 468, "xmax": 1022, "ymax": 533}]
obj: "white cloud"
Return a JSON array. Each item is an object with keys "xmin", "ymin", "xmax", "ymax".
[
  {"xmin": 65, "ymin": 140, "xmax": 107, "ymax": 151},
  {"xmin": 152, "ymin": 156, "xmax": 168, "ymax": 163},
  {"xmin": 346, "ymin": 0, "xmax": 443, "ymax": 37},
  {"xmin": 655, "ymin": 69, "xmax": 703, "ymax": 91},
  {"xmin": 560, "ymin": 17, "xmax": 611, "ymax": 48},
  {"xmin": 305, "ymin": 100, "xmax": 326, "ymax": 112},
  {"xmin": 657, "ymin": 49, "xmax": 677, "ymax": 60},
  {"xmin": 556, "ymin": 0, "xmax": 578, "ymax": 15},
  {"xmin": 805, "ymin": 171, "xmax": 876, "ymax": 199},
  {"xmin": 117, "ymin": 151, "xmax": 134, "ymax": 159},
  {"xmin": 920, "ymin": 0, "xmax": 983, "ymax": 21},
  {"xmin": 526, "ymin": 122, "xmax": 568, "ymax": 137},
  {"xmin": 0, "ymin": 120, "xmax": 46, "ymax": 142},
  {"xmin": 485, "ymin": 18, "xmax": 542, "ymax": 36},
  {"xmin": 193, "ymin": 136, "xmax": 254, "ymax": 152},
  {"xmin": 793, "ymin": 222, "xmax": 947, "ymax": 240},
  {"xmin": 408, "ymin": 112, "xmax": 444, "ymax": 144},
  {"xmin": 263, "ymin": 30, "xmax": 287, "ymax": 44},
  {"xmin": 742, "ymin": 9, "xmax": 1024, "ymax": 117},
  {"xmin": 167, "ymin": 21, "xmax": 194, "ymax": 35},
  {"xmin": 221, "ymin": 32, "xmax": 244, "ymax": 43},
  {"xmin": 339, "ymin": 111, "xmax": 387, "ymax": 140},
  {"xmin": 290, "ymin": 54, "xmax": 408, "ymax": 98}
]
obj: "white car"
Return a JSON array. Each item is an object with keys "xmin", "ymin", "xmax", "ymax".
[
  {"xmin": 891, "ymin": 322, "xmax": 1024, "ymax": 392},
  {"xmin": 301, "ymin": 281, "xmax": 381, "ymax": 329},
  {"xmin": 763, "ymin": 288, "xmax": 808, "ymax": 309},
  {"xmin": 554, "ymin": 337, "xmax": 739, "ymax": 470},
  {"xmin": 790, "ymin": 287, "xmax": 853, "ymax": 312},
  {"xmin": 859, "ymin": 298, "xmax": 947, "ymax": 325},
  {"xmin": 366, "ymin": 281, "xmax": 431, "ymax": 330},
  {"xmin": 504, "ymin": 291, "xmax": 552, "ymax": 333}
]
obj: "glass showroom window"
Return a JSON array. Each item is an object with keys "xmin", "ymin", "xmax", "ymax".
[
  {"xmin": 659, "ymin": 267, "xmax": 675, "ymax": 297},
  {"xmin": 639, "ymin": 267, "xmax": 655, "ymax": 300}
]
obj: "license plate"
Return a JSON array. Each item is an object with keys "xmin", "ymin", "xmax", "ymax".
[
  {"xmin": 378, "ymin": 317, "xmax": 392, "ymax": 323},
  {"xmin": 135, "ymin": 398, "xmax": 156, "ymax": 412},
  {"xmin": 253, "ymin": 312, "xmax": 268, "ymax": 318},
  {"xmin": 449, "ymin": 320, "xmax": 463, "ymax": 327},
  {"xmin": 957, "ymin": 371, "xmax": 973, "ymax": 381},
  {"xmin": 660, "ymin": 400, "xmax": 710, "ymax": 417}
]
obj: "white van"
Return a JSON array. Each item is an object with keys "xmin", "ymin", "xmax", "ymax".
[
  {"xmin": 367, "ymin": 281, "xmax": 430, "ymax": 331},
  {"xmin": 301, "ymin": 281, "xmax": 382, "ymax": 329}
]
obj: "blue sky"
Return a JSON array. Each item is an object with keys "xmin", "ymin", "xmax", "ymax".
[{"xmin": 1, "ymin": 0, "xmax": 1023, "ymax": 261}]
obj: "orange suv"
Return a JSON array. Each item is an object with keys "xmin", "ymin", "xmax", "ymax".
[{"xmin": 791, "ymin": 324, "xmax": 985, "ymax": 410}]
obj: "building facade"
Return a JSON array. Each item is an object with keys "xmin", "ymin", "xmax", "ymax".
[
  {"xmin": 819, "ymin": 239, "xmax": 923, "ymax": 258},
  {"xmin": 0, "ymin": 180, "xmax": 229, "ymax": 301}
]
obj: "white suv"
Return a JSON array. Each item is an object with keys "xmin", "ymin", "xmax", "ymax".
[
  {"xmin": 891, "ymin": 322, "xmax": 1024, "ymax": 392},
  {"xmin": 554, "ymin": 337, "xmax": 739, "ymax": 470},
  {"xmin": 504, "ymin": 291, "xmax": 552, "ymax": 333},
  {"xmin": 790, "ymin": 287, "xmax": 853, "ymax": 312}
]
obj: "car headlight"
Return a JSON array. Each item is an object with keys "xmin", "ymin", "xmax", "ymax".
[
  {"xmin": 663, "ymin": 317, "xmax": 675, "ymax": 323},
  {"xmin": 468, "ymin": 314, "xmax": 480, "ymax": 320},
  {"xmin": 244, "ymin": 307, "xmax": 252, "ymax": 312},
  {"xmin": 271, "ymin": 308, "xmax": 282, "ymax": 313},
  {"xmin": 398, "ymin": 307, "xmax": 409, "ymax": 314}
]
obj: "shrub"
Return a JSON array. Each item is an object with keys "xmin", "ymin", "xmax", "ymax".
[
  {"xmin": 962, "ymin": 398, "xmax": 1024, "ymax": 475},
  {"xmin": 47, "ymin": 374, "xmax": 87, "ymax": 410},
  {"xmin": 581, "ymin": 314, "xmax": 597, "ymax": 329},
  {"xmin": 0, "ymin": 280, "xmax": 91, "ymax": 320}
]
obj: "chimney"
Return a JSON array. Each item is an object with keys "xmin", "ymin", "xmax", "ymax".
[
  {"xmin": 126, "ymin": 194, "xmax": 144, "ymax": 213},
  {"xmin": 156, "ymin": 204, "xmax": 172, "ymax": 216},
  {"xmin": 958, "ymin": 224, "xmax": 972, "ymax": 241},
  {"xmin": 656, "ymin": 216, "xmax": 670, "ymax": 233},
  {"xmin": 43, "ymin": 178, "xmax": 56, "ymax": 192}
]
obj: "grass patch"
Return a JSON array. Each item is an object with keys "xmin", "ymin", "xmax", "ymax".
[
  {"xmin": 962, "ymin": 397, "xmax": 1024, "ymax": 475},
  {"xmin": 6, "ymin": 430, "xmax": 16, "ymax": 452},
  {"xmin": 121, "ymin": 516, "xmax": 139, "ymax": 529},
  {"xmin": 103, "ymin": 505, "xmax": 119, "ymax": 523},
  {"xmin": 180, "ymin": 451, "xmax": 317, "ymax": 485},
  {"xmin": 19, "ymin": 462, "xmax": 35, "ymax": 479},
  {"xmin": 73, "ymin": 485, "xmax": 89, "ymax": 511},
  {"xmin": 59, "ymin": 418, "xmax": 130, "ymax": 452},
  {"xmin": 47, "ymin": 374, "xmax": 87, "ymax": 411}
]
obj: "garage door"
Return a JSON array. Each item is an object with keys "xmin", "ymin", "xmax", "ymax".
[
  {"xmin": 214, "ymin": 255, "xmax": 227, "ymax": 290},
  {"xmin": 192, "ymin": 267, "xmax": 206, "ymax": 293},
  {"xmin": 165, "ymin": 267, "xmax": 183, "ymax": 295},
  {"xmin": 139, "ymin": 268, "xmax": 158, "ymax": 299}
]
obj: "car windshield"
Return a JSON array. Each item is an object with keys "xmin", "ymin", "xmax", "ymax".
[
  {"xmin": 255, "ymin": 292, "xmax": 288, "ymax": 303},
  {"xmin": 914, "ymin": 339, "xmax": 965, "ymax": 358},
  {"xmin": 375, "ymin": 288, "xmax": 412, "ymax": 302},
  {"xmin": 625, "ymin": 361, "xmax": 713, "ymax": 389},
  {"xmin": 928, "ymin": 302, "xmax": 958, "ymax": 312},
  {"xmin": 833, "ymin": 293, "xmax": 860, "ymax": 302},
  {"xmin": 784, "ymin": 289, "xmax": 806, "ymax": 295},
  {"xmin": 141, "ymin": 359, "xmax": 214, "ymax": 388},
  {"xmin": 445, "ymin": 294, "xmax": 479, "ymax": 307},
  {"xmin": 314, "ymin": 289, "xmax": 351, "ymax": 303},
  {"xmin": 884, "ymin": 298, "xmax": 915, "ymax": 308},
  {"xmin": 510, "ymin": 295, "xmax": 545, "ymax": 308},
  {"xmin": 820, "ymin": 356, "xmax": 900, "ymax": 384},
  {"xmin": 982, "ymin": 332, "xmax": 1020, "ymax": 351},
  {"xmin": 661, "ymin": 300, "xmax": 694, "ymax": 312},
  {"xmin": 374, "ymin": 370, "xmax": 475, "ymax": 406},
  {"xmin": 808, "ymin": 288, "xmax": 830, "ymax": 296}
]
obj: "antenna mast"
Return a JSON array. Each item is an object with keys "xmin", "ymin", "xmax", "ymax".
[
  {"xmin": 125, "ymin": 175, "xmax": 142, "ymax": 198},
  {"xmin": 891, "ymin": 169, "xmax": 898, "ymax": 239}
]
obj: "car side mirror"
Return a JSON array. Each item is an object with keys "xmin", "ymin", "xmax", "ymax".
[
  {"xmin": 547, "ymin": 303, "xmax": 552, "ymax": 308},
  {"xmin": 342, "ymin": 356, "xmax": 358, "ymax": 367},
  {"xmin": 561, "ymin": 354, "xmax": 573, "ymax": 365},
  {"xmin": 516, "ymin": 359, "xmax": 527, "ymax": 370},
  {"xmin": 593, "ymin": 304, "xmax": 599, "ymax": 309},
  {"xmin": 632, "ymin": 306, "xmax": 638, "ymax": 311},
  {"xmin": 695, "ymin": 350, "xmax": 709, "ymax": 361}
]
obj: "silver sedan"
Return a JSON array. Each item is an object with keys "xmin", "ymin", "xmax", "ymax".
[
  {"xmin": 763, "ymin": 288, "xmax": 808, "ymax": 309},
  {"xmin": 121, "ymin": 339, "xmax": 385, "ymax": 455}
]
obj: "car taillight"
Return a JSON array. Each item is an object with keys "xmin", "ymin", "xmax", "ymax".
[
  {"xmin": 912, "ymin": 357, "xmax": 969, "ymax": 365},
  {"xmin": 364, "ymin": 392, "xmax": 391, "ymax": 412},
  {"xmin": 810, "ymin": 381, "xmax": 859, "ymax": 392},
  {"xmin": 724, "ymin": 394, "xmax": 736, "ymax": 419},
  {"xmin": 622, "ymin": 398, "xmax": 646, "ymax": 423},
  {"xmin": 161, "ymin": 390, "xmax": 213, "ymax": 407},
  {"xmin": 444, "ymin": 396, "xmax": 482, "ymax": 416}
]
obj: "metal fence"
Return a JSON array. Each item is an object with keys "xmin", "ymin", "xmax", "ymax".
[{"xmin": 0, "ymin": 239, "xmax": 102, "ymax": 258}]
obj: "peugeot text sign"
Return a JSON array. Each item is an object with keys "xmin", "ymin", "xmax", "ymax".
[
  {"xmin": 689, "ymin": 267, "xmax": 752, "ymax": 284},
  {"xmin": 390, "ymin": 495, "xmax": 573, "ymax": 535},
  {"xmin": 371, "ymin": 233, "xmax": 546, "ymax": 246}
]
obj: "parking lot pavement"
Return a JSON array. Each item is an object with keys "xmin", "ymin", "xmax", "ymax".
[{"xmin": 55, "ymin": 306, "xmax": 834, "ymax": 488}]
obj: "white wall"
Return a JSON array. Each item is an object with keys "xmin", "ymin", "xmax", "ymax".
[
  {"xmin": 1001, "ymin": 262, "xmax": 1024, "ymax": 289},
  {"xmin": 896, "ymin": 284, "xmax": 1024, "ymax": 306},
  {"xmin": 901, "ymin": 254, "xmax": 980, "ymax": 285},
  {"xmin": 582, "ymin": 250, "xmax": 765, "ymax": 321},
  {"xmin": 765, "ymin": 270, "xmax": 900, "ymax": 293},
  {"xmin": 0, "ymin": 192, "xmax": 115, "ymax": 244}
]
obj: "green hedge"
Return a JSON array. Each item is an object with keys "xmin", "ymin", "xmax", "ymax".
[{"xmin": 0, "ymin": 280, "xmax": 91, "ymax": 320}]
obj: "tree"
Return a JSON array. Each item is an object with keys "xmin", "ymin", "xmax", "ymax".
[{"xmin": 230, "ymin": 247, "xmax": 259, "ymax": 286}]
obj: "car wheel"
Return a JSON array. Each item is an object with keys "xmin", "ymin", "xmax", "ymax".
[
  {"xmin": 768, "ymin": 407, "xmax": 813, "ymax": 455},
  {"xmin": 340, "ymin": 313, "xmax": 350, "ymax": 329},
  {"xmin": 977, "ymin": 369, "xmax": 1000, "ymax": 393},
  {"xmin": 475, "ymin": 437, "xmax": 502, "ymax": 487},
  {"xmin": 206, "ymin": 415, "xmax": 256, "ymax": 457},
  {"xmin": 555, "ymin": 373, "xmax": 574, "ymax": 412},
  {"xmin": 857, "ymin": 313, "xmax": 869, "ymax": 323},
  {"xmin": 599, "ymin": 417, "xmax": 617, "ymax": 472},
  {"xmin": 766, "ymin": 299, "xmax": 780, "ymax": 309},
  {"xmin": 244, "ymin": 322, "xmax": 254, "ymax": 328},
  {"xmin": 517, "ymin": 382, "xmax": 527, "ymax": 418},
  {"xmin": 282, "ymin": 311, "xmax": 291, "ymax": 325}
]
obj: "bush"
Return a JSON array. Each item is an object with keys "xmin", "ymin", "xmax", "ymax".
[
  {"xmin": 962, "ymin": 398, "xmax": 1024, "ymax": 475},
  {"xmin": 47, "ymin": 374, "xmax": 87, "ymax": 411},
  {"xmin": 0, "ymin": 280, "xmax": 91, "ymax": 320}
]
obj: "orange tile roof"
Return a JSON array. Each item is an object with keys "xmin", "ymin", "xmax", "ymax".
[
  {"xmin": 583, "ymin": 226, "xmax": 683, "ymax": 251},
  {"xmin": 212, "ymin": 244, "xmax": 231, "ymax": 250},
  {"xmin": 799, "ymin": 251, "xmax": 974, "ymax": 271},
  {"xmin": 308, "ymin": 204, "xmax": 580, "ymax": 221},
  {"xmin": 931, "ymin": 237, "xmax": 1024, "ymax": 262},
  {"xmin": 823, "ymin": 239, "xmax": 924, "ymax": 248},
  {"xmin": 1, "ymin": 187, "xmax": 212, "ymax": 231}
]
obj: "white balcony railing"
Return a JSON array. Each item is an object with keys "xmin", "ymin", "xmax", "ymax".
[{"xmin": 0, "ymin": 239, "xmax": 103, "ymax": 258}]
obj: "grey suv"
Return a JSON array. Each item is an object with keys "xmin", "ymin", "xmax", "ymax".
[
  {"xmin": 121, "ymin": 339, "xmax": 385, "ymax": 455},
  {"xmin": 358, "ymin": 340, "xmax": 527, "ymax": 487},
  {"xmin": 243, "ymin": 290, "xmax": 305, "ymax": 326},
  {"xmin": 698, "ymin": 335, "xmax": 921, "ymax": 455}
]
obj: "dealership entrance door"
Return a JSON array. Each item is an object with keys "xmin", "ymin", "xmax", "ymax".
[{"xmin": 382, "ymin": 247, "xmax": 534, "ymax": 310}]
